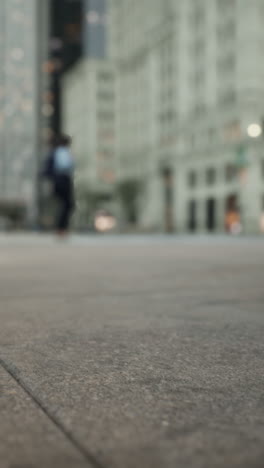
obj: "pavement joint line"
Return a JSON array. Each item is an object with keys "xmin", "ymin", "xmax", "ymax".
[
  {"xmin": 0, "ymin": 291, "xmax": 187, "ymax": 302},
  {"xmin": 1, "ymin": 292, "xmax": 263, "ymax": 309},
  {"xmin": 0, "ymin": 357, "xmax": 106, "ymax": 468}
]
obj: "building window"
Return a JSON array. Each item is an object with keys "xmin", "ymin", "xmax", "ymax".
[
  {"xmin": 224, "ymin": 121, "xmax": 241, "ymax": 142},
  {"xmin": 192, "ymin": 68, "xmax": 205, "ymax": 89},
  {"xmin": 218, "ymin": 89, "xmax": 236, "ymax": 106},
  {"xmin": 261, "ymin": 160, "xmax": 264, "ymax": 179},
  {"xmin": 190, "ymin": 5, "xmax": 205, "ymax": 30},
  {"xmin": 188, "ymin": 170, "xmax": 197, "ymax": 188},
  {"xmin": 217, "ymin": 53, "xmax": 236, "ymax": 75},
  {"xmin": 191, "ymin": 38, "xmax": 206, "ymax": 58},
  {"xmin": 189, "ymin": 133, "xmax": 195, "ymax": 149},
  {"xmin": 217, "ymin": 0, "xmax": 236, "ymax": 16},
  {"xmin": 225, "ymin": 164, "xmax": 237, "ymax": 182},
  {"xmin": 206, "ymin": 168, "xmax": 216, "ymax": 186},
  {"xmin": 221, "ymin": 0, "xmax": 235, "ymax": 7},
  {"xmin": 97, "ymin": 110, "xmax": 114, "ymax": 120},
  {"xmin": 260, "ymin": 195, "xmax": 264, "ymax": 232},
  {"xmin": 217, "ymin": 19, "xmax": 236, "ymax": 42},
  {"xmin": 98, "ymin": 72, "xmax": 113, "ymax": 81},
  {"xmin": 97, "ymin": 91, "xmax": 114, "ymax": 101},
  {"xmin": 193, "ymin": 102, "xmax": 206, "ymax": 116},
  {"xmin": 187, "ymin": 199, "xmax": 198, "ymax": 232},
  {"xmin": 208, "ymin": 127, "xmax": 216, "ymax": 144}
]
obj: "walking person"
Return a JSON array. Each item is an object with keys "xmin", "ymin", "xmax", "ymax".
[
  {"xmin": 40, "ymin": 134, "xmax": 59, "ymax": 229},
  {"xmin": 53, "ymin": 135, "xmax": 75, "ymax": 237},
  {"xmin": 42, "ymin": 135, "xmax": 58, "ymax": 181}
]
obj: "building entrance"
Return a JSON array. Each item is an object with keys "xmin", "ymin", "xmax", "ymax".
[
  {"xmin": 188, "ymin": 200, "xmax": 197, "ymax": 232},
  {"xmin": 162, "ymin": 168, "xmax": 174, "ymax": 233},
  {"xmin": 225, "ymin": 194, "xmax": 241, "ymax": 234},
  {"xmin": 206, "ymin": 198, "xmax": 217, "ymax": 232}
]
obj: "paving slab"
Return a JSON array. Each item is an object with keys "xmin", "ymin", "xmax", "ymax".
[
  {"xmin": 1, "ymin": 237, "xmax": 264, "ymax": 468},
  {"xmin": 0, "ymin": 366, "xmax": 93, "ymax": 468}
]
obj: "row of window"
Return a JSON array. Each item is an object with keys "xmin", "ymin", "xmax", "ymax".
[
  {"xmin": 188, "ymin": 164, "xmax": 239, "ymax": 188},
  {"xmin": 190, "ymin": 26, "xmax": 235, "ymax": 58},
  {"xmin": 187, "ymin": 193, "xmax": 264, "ymax": 232},
  {"xmin": 157, "ymin": 55, "xmax": 236, "ymax": 95},
  {"xmin": 188, "ymin": 161, "xmax": 264, "ymax": 189},
  {"xmin": 158, "ymin": 119, "xmax": 242, "ymax": 147},
  {"xmin": 189, "ymin": 88, "xmax": 237, "ymax": 117},
  {"xmin": 186, "ymin": 193, "xmax": 238, "ymax": 232},
  {"xmin": 190, "ymin": 0, "xmax": 235, "ymax": 27}
]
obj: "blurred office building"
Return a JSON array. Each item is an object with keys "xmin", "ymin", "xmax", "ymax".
[
  {"xmin": 63, "ymin": 0, "xmax": 117, "ymax": 228},
  {"xmin": 109, "ymin": 0, "xmax": 264, "ymax": 234},
  {"xmin": 49, "ymin": 0, "xmax": 83, "ymax": 133},
  {"xmin": 0, "ymin": 0, "xmax": 49, "ymax": 228},
  {"xmin": 63, "ymin": 60, "xmax": 116, "ymax": 228}
]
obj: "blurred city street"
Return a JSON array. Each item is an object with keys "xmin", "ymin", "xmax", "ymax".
[
  {"xmin": 0, "ymin": 235, "xmax": 264, "ymax": 468},
  {"xmin": 1, "ymin": 1, "xmax": 264, "ymax": 466}
]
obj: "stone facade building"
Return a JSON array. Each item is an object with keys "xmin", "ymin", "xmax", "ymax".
[{"xmin": 109, "ymin": 0, "xmax": 264, "ymax": 233}]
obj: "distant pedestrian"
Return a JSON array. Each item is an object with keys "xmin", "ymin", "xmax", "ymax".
[{"xmin": 53, "ymin": 135, "xmax": 75, "ymax": 236}]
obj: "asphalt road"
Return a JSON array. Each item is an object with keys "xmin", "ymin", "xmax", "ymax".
[{"xmin": 0, "ymin": 235, "xmax": 264, "ymax": 468}]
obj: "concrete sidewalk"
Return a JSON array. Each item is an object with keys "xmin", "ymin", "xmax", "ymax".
[{"xmin": 1, "ymin": 236, "xmax": 264, "ymax": 468}]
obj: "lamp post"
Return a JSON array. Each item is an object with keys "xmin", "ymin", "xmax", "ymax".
[{"xmin": 236, "ymin": 123, "xmax": 262, "ymax": 234}]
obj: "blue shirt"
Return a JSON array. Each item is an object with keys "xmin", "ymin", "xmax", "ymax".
[{"xmin": 54, "ymin": 147, "xmax": 74, "ymax": 174}]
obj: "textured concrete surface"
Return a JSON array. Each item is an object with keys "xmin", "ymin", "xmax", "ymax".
[
  {"xmin": 0, "ymin": 367, "xmax": 91, "ymax": 468},
  {"xmin": 0, "ymin": 235, "xmax": 264, "ymax": 468}
]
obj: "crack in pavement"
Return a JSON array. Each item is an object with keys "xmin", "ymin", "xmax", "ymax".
[{"xmin": 0, "ymin": 358, "xmax": 105, "ymax": 468}]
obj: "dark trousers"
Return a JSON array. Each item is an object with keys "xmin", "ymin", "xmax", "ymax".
[{"xmin": 54, "ymin": 175, "xmax": 74, "ymax": 231}]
